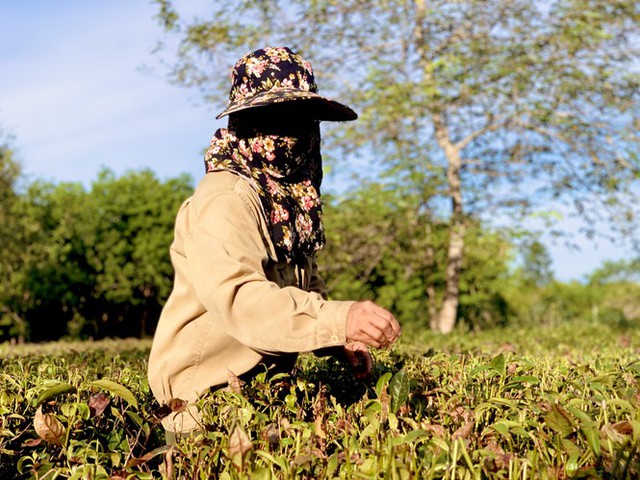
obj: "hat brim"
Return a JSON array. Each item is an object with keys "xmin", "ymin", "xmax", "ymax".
[{"xmin": 216, "ymin": 88, "xmax": 357, "ymax": 121}]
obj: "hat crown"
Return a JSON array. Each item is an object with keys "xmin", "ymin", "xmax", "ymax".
[{"xmin": 228, "ymin": 47, "xmax": 318, "ymax": 103}]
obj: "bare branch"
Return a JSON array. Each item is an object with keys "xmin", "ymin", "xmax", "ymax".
[{"xmin": 455, "ymin": 115, "xmax": 508, "ymax": 151}]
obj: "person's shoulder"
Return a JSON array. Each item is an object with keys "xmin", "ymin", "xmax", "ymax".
[
  {"xmin": 192, "ymin": 171, "xmax": 259, "ymax": 208},
  {"xmin": 194, "ymin": 170, "xmax": 242, "ymax": 195}
]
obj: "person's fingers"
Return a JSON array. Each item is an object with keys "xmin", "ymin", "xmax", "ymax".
[
  {"xmin": 357, "ymin": 329, "xmax": 384, "ymax": 349},
  {"xmin": 346, "ymin": 301, "xmax": 401, "ymax": 348},
  {"xmin": 364, "ymin": 302, "xmax": 401, "ymax": 344},
  {"xmin": 346, "ymin": 309, "xmax": 382, "ymax": 347},
  {"xmin": 363, "ymin": 313, "xmax": 399, "ymax": 347},
  {"xmin": 372, "ymin": 305, "xmax": 400, "ymax": 334}
]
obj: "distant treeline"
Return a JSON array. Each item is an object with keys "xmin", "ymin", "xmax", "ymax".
[{"xmin": 1, "ymin": 150, "xmax": 639, "ymax": 342}]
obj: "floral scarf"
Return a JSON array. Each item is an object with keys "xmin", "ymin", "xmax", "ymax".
[{"xmin": 204, "ymin": 119, "xmax": 325, "ymax": 263}]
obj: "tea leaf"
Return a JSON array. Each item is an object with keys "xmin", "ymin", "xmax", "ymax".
[
  {"xmin": 229, "ymin": 424, "xmax": 252, "ymax": 470},
  {"xmin": 583, "ymin": 424, "xmax": 601, "ymax": 456},
  {"xmin": 544, "ymin": 404, "xmax": 574, "ymax": 438},
  {"xmin": 33, "ymin": 406, "xmax": 65, "ymax": 446},
  {"xmin": 89, "ymin": 379, "xmax": 138, "ymax": 409},
  {"xmin": 490, "ymin": 353, "xmax": 506, "ymax": 375},
  {"xmin": 125, "ymin": 445, "xmax": 172, "ymax": 468},
  {"xmin": 88, "ymin": 392, "xmax": 110, "ymax": 417},
  {"xmin": 565, "ymin": 454, "xmax": 579, "ymax": 477},
  {"xmin": 505, "ymin": 375, "xmax": 540, "ymax": 388},
  {"xmin": 402, "ymin": 429, "xmax": 428, "ymax": 444},
  {"xmin": 389, "ymin": 370, "xmax": 409, "ymax": 414},
  {"xmin": 35, "ymin": 382, "xmax": 76, "ymax": 406},
  {"xmin": 375, "ymin": 372, "xmax": 392, "ymax": 398}
]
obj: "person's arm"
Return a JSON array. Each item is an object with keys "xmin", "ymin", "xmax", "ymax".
[{"xmin": 185, "ymin": 186, "xmax": 351, "ymax": 354}]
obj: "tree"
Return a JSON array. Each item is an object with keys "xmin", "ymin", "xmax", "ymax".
[
  {"xmin": 0, "ymin": 134, "xmax": 30, "ymax": 341},
  {"xmin": 520, "ymin": 239, "xmax": 554, "ymax": 287},
  {"xmin": 89, "ymin": 168, "xmax": 193, "ymax": 337},
  {"xmin": 14, "ymin": 180, "xmax": 98, "ymax": 341},
  {"xmin": 321, "ymin": 182, "xmax": 514, "ymax": 330},
  {"xmin": 153, "ymin": 0, "xmax": 640, "ymax": 332},
  {"xmin": 1, "ymin": 165, "xmax": 193, "ymax": 342}
]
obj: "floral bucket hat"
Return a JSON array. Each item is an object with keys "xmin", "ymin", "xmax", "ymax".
[{"xmin": 216, "ymin": 46, "xmax": 357, "ymax": 121}]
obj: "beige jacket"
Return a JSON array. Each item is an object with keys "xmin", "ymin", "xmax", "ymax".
[{"xmin": 148, "ymin": 170, "xmax": 352, "ymax": 432}]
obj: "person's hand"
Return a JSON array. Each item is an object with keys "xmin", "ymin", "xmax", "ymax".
[
  {"xmin": 346, "ymin": 300, "xmax": 401, "ymax": 349},
  {"xmin": 343, "ymin": 342, "xmax": 373, "ymax": 380}
]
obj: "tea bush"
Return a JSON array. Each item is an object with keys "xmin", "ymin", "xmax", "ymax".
[{"xmin": 1, "ymin": 321, "xmax": 638, "ymax": 479}]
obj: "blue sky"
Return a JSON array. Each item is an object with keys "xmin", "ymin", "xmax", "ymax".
[{"xmin": 1, "ymin": 1, "xmax": 634, "ymax": 282}]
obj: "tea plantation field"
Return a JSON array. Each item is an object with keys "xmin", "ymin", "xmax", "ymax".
[{"xmin": 1, "ymin": 321, "xmax": 638, "ymax": 479}]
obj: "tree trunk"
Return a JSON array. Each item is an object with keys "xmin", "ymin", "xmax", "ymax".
[
  {"xmin": 415, "ymin": 0, "xmax": 466, "ymax": 333},
  {"xmin": 433, "ymin": 112, "xmax": 465, "ymax": 334},
  {"xmin": 437, "ymin": 220, "xmax": 464, "ymax": 333}
]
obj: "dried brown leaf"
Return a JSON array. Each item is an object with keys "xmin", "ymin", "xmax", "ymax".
[
  {"xmin": 262, "ymin": 423, "xmax": 280, "ymax": 447},
  {"xmin": 227, "ymin": 370, "xmax": 244, "ymax": 394},
  {"xmin": 167, "ymin": 398, "xmax": 187, "ymax": 413},
  {"xmin": 337, "ymin": 451, "xmax": 362, "ymax": 465},
  {"xmin": 379, "ymin": 385, "xmax": 390, "ymax": 422},
  {"xmin": 280, "ymin": 417, "xmax": 292, "ymax": 435},
  {"xmin": 451, "ymin": 406, "xmax": 466, "ymax": 422},
  {"xmin": 229, "ymin": 425, "xmax": 252, "ymax": 470},
  {"xmin": 89, "ymin": 392, "xmax": 110, "ymax": 417},
  {"xmin": 22, "ymin": 438, "xmax": 43, "ymax": 447},
  {"xmin": 125, "ymin": 445, "xmax": 173, "ymax": 468},
  {"xmin": 314, "ymin": 413, "xmax": 326, "ymax": 440},
  {"xmin": 452, "ymin": 420, "xmax": 473, "ymax": 440},
  {"xmin": 499, "ymin": 343, "xmax": 515, "ymax": 353},
  {"xmin": 421, "ymin": 421, "xmax": 446, "ymax": 437},
  {"xmin": 611, "ymin": 421, "xmax": 633, "ymax": 435},
  {"xmin": 601, "ymin": 420, "xmax": 634, "ymax": 443},
  {"xmin": 293, "ymin": 453, "xmax": 312, "ymax": 466},
  {"xmin": 33, "ymin": 406, "xmax": 65, "ymax": 446},
  {"xmin": 618, "ymin": 334, "xmax": 631, "ymax": 348}
]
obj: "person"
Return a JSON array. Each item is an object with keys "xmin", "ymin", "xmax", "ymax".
[{"xmin": 147, "ymin": 46, "xmax": 401, "ymax": 436}]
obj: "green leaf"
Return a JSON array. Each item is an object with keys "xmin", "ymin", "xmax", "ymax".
[
  {"xmin": 489, "ymin": 353, "xmax": 506, "ymax": 375},
  {"xmin": 402, "ymin": 429, "xmax": 428, "ymax": 444},
  {"xmin": 565, "ymin": 454, "xmax": 579, "ymax": 477},
  {"xmin": 582, "ymin": 424, "xmax": 601, "ymax": 456},
  {"xmin": 375, "ymin": 372, "xmax": 393, "ymax": 398},
  {"xmin": 545, "ymin": 404, "xmax": 574, "ymax": 438},
  {"xmin": 389, "ymin": 370, "xmax": 409, "ymax": 414},
  {"xmin": 490, "ymin": 421, "xmax": 511, "ymax": 438},
  {"xmin": 35, "ymin": 381, "xmax": 76, "ymax": 406},
  {"xmin": 505, "ymin": 376, "xmax": 540, "ymax": 388},
  {"xmin": 89, "ymin": 379, "xmax": 138, "ymax": 409},
  {"xmin": 388, "ymin": 412, "xmax": 399, "ymax": 430}
]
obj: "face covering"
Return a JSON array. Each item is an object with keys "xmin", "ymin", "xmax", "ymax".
[{"xmin": 204, "ymin": 116, "xmax": 325, "ymax": 264}]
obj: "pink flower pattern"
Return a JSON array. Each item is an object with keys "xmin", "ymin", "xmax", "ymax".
[{"xmin": 204, "ymin": 122, "xmax": 324, "ymax": 263}]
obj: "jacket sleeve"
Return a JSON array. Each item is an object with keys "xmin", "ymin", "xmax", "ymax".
[{"xmin": 184, "ymin": 185, "xmax": 351, "ymax": 354}]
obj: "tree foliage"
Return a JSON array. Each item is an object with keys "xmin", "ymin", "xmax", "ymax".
[
  {"xmin": 0, "ymin": 136, "xmax": 31, "ymax": 340},
  {"xmin": 152, "ymin": 0, "xmax": 640, "ymax": 332},
  {"xmin": 88, "ymin": 169, "xmax": 193, "ymax": 337},
  {"xmin": 0, "ymin": 166, "xmax": 193, "ymax": 342},
  {"xmin": 322, "ymin": 182, "xmax": 515, "ymax": 330}
]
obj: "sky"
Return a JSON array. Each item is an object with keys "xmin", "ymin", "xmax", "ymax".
[{"xmin": 1, "ymin": 1, "xmax": 635, "ymax": 282}]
